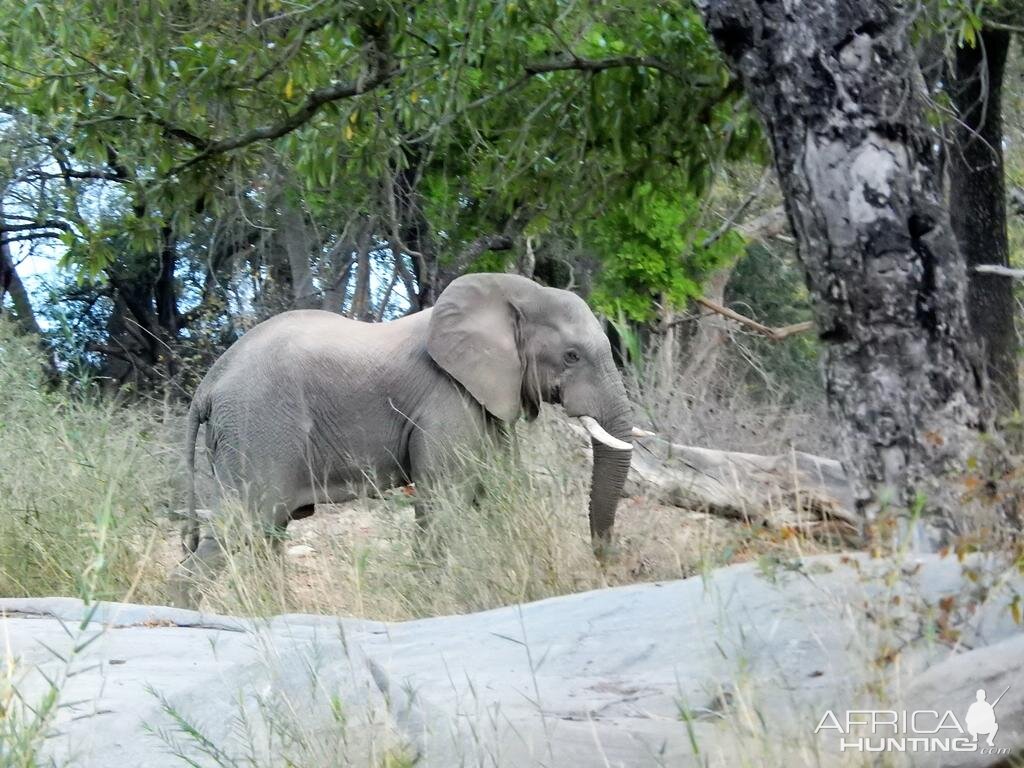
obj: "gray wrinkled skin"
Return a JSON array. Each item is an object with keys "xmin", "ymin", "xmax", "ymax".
[{"xmin": 175, "ymin": 274, "xmax": 633, "ymax": 600}]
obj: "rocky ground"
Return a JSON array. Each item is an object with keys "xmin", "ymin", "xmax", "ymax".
[{"xmin": 4, "ymin": 553, "xmax": 1021, "ymax": 767}]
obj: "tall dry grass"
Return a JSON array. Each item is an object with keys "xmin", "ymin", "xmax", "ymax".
[
  {"xmin": 0, "ymin": 323, "xmax": 174, "ymax": 604},
  {"xmin": 1, "ymin": 316, "xmax": 841, "ymax": 620},
  {"xmin": 4, "ymin": 320, "xmax": 1021, "ymax": 767},
  {"xmin": 0, "ymin": 318, "xmax": 833, "ymax": 620},
  {"xmin": 189, "ymin": 414, "xmax": 749, "ymax": 620}
]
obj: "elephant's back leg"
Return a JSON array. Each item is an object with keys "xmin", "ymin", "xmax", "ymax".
[
  {"xmin": 169, "ymin": 530, "xmax": 227, "ymax": 607},
  {"xmin": 205, "ymin": 394, "xmax": 308, "ymax": 529}
]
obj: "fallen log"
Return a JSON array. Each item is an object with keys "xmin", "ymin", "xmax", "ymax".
[
  {"xmin": 626, "ymin": 432, "xmax": 857, "ymax": 530},
  {"xmin": 554, "ymin": 419, "xmax": 856, "ymax": 530}
]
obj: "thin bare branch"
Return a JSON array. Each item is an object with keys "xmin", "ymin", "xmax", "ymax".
[
  {"xmin": 525, "ymin": 55, "xmax": 710, "ymax": 84},
  {"xmin": 701, "ymin": 169, "xmax": 772, "ymax": 248},
  {"xmin": 737, "ymin": 206, "xmax": 788, "ymax": 241},
  {"xmin": 694, "ymin": 296, "xmax": 814, "ymax": 341},
  {"xmin": 974, "ymin": 264, "xmax": 1024, "ymax": 279}
]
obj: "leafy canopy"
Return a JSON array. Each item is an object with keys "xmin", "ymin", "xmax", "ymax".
[{"xmin": 1, "ymin": 0, "xmax": 763, "ymax": 319}]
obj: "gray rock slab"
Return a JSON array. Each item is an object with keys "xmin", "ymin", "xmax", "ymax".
[
  {"xmin": 904, "ymin": 633, "xmax": 1024, "ymax": 768},
  {"xmin": 2, "ymin": 553, "xmax": 1021, "ymax": 767},
  {"xmin": 1, "ymin": 601, "xmax": 392, "ymax": 766}
]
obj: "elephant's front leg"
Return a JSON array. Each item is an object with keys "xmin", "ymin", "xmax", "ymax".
[
  {"xmin": 497, "ymin": 420, "xmax": 520, "ymax": 466},
  {"xmin": 406, "ymin": 406, "xmax": 490, "ymax": 552},
  {"xmin": 409, "ymin": 482, "xmax": 480, "ymax": 560}
]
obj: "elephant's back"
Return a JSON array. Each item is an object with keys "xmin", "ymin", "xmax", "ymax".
[
  {"xmin": 195, "ymin": 308, "xmax": 434, "ymax": 464},
  {"xmin": 204, "ymin": 309, "xmax": 428, "ymax": 381},
  {"xmin": 235, "ymin": 310, "xmax": 392, "ymax": 357}
]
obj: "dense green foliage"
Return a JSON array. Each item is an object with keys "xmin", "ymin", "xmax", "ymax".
[
  {"xmin": 589, "ymin": 176, "xmax": 744, "ymax": 319},
  {"xmin": 1, "ymin": 0, "xmax": 1019, "ymax": 404},
  {"xmin": 0, "ymin": 0, "xmax": 764, "ymax": 387}
]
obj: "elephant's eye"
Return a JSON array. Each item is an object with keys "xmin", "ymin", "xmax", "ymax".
[{"xmin": 564, "ymin": 349, "xmax": 580, "ymax": 365}]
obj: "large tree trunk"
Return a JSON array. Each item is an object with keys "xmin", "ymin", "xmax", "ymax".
[
  {"xmin": 154, "ymin": 225, "xmax": 179, "ymax": 336},
  {"xmin": 153, "ymin": 225, "xmax": 181, "ymax": 381},
  {"xmin": 102, "ymin": 272, "xmax": 165, "ymax": 389},
  {"xmin": 949, "ymin": 29, "xmax": 1017, "ymax": 414},
  {"xmin": 320, "ymin": 242, "xmax": 355, "ymax": 313},
  {"xmin": 392, "ymin": 162, "xmax": 434, "ymax": 311},
  {"xmin": 696, "ymin": 0, "xmax": 992, "ymax": 536}
]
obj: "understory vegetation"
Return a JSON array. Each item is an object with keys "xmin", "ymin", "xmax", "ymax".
[
  {"xmin": 4, "ymin": 318, "xmax": 1024, "ymax": 768},
  {"xmin": 0, "ymin": 315, "xmax": 833, "ymax": 620}
]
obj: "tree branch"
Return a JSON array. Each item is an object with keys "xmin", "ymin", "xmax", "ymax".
[
  {"xmin": 169, "ymin": 65, "xmax": 397, "ymax": 175},
  {"xmin": 974, "ymin": 264, "xmax": 1024, "ymax": 279},
  {"xmin": 374, "ymin": 257, "xmax": 401, "ymax": 321},
  {"xmin": 694, "ymin": 296, "xmax": 814, "ymax": 341},
  {"xmin": 1010, "ymin": 186, "xmax": 1023, "ymax": 218},
  {"xmin": 985, "ymin": 20, "xmax": 1024, "ymax": 33},
  {"xmin": 249, "ymin": 18, "xmax": 332, "ymax": 86},
  {"xmin": 0, "ymin": 203, "xmax": 44, "ymax": 337},
  {"xmin": 45, "ymin": 135, "xmax": 130, "ymax": 187},
  {"xmin": 701, "ymin": 169, "xmax": 772, "ymax": 248},
  {"xmin": 1, "ymin": 231, "xmax": 66, "ymax": 245},
  {"xmin": 525, "ymin": 55, "xmax": 700, "ymax": 83},
  {"xmin": 0, "ymin": 219, "xmax": 71, "ymax": 233},
  {"xmin": 736, "ymin": 205, "xmax": 788, "ymax": 241},
  {"xmin": 452, "ymin": 233, "xmax": 514, "ymax": 271},
  {"xmin": 76, "ymin": 114, "xmax": 210, "ymax": 149},
  {"xmin": 16, "ymin": 168, "xmax": 128, "ymax": 183}
]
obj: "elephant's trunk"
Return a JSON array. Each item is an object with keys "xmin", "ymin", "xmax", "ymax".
[{"xmin": 586, "ymin": 405, "xmax": 633, "ymax": 553}]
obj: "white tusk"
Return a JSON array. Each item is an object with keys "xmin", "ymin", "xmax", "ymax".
[
  {"xmin": 631, "ymin": 426, "xmax": 656, "ymax": 438},
  {"xmin": 579, "ymin": 416, "xmax": 633, "ymax": 451}
]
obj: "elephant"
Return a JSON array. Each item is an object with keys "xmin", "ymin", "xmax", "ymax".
[{"xmin": 176, "ymin": 273, "xmax": 636, "ymax": 595}]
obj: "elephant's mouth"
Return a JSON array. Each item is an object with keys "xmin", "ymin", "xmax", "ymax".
[{"xmin": 549, "ymin": 383, "xmax": 562, "ymax": 405}]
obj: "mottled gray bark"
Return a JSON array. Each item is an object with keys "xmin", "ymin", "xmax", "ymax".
[
  {"xmin": 949, "ymin": 30, "xmax": 1017, "ymax": 414},
  {"xmin": 696, "ymin": 0, "xmax": 992, "ymax": 532}
]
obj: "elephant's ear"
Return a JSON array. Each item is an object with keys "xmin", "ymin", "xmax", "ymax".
[{"xmin": 427, "ymin": 274, "xmax": 530, "ymax": 423}]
